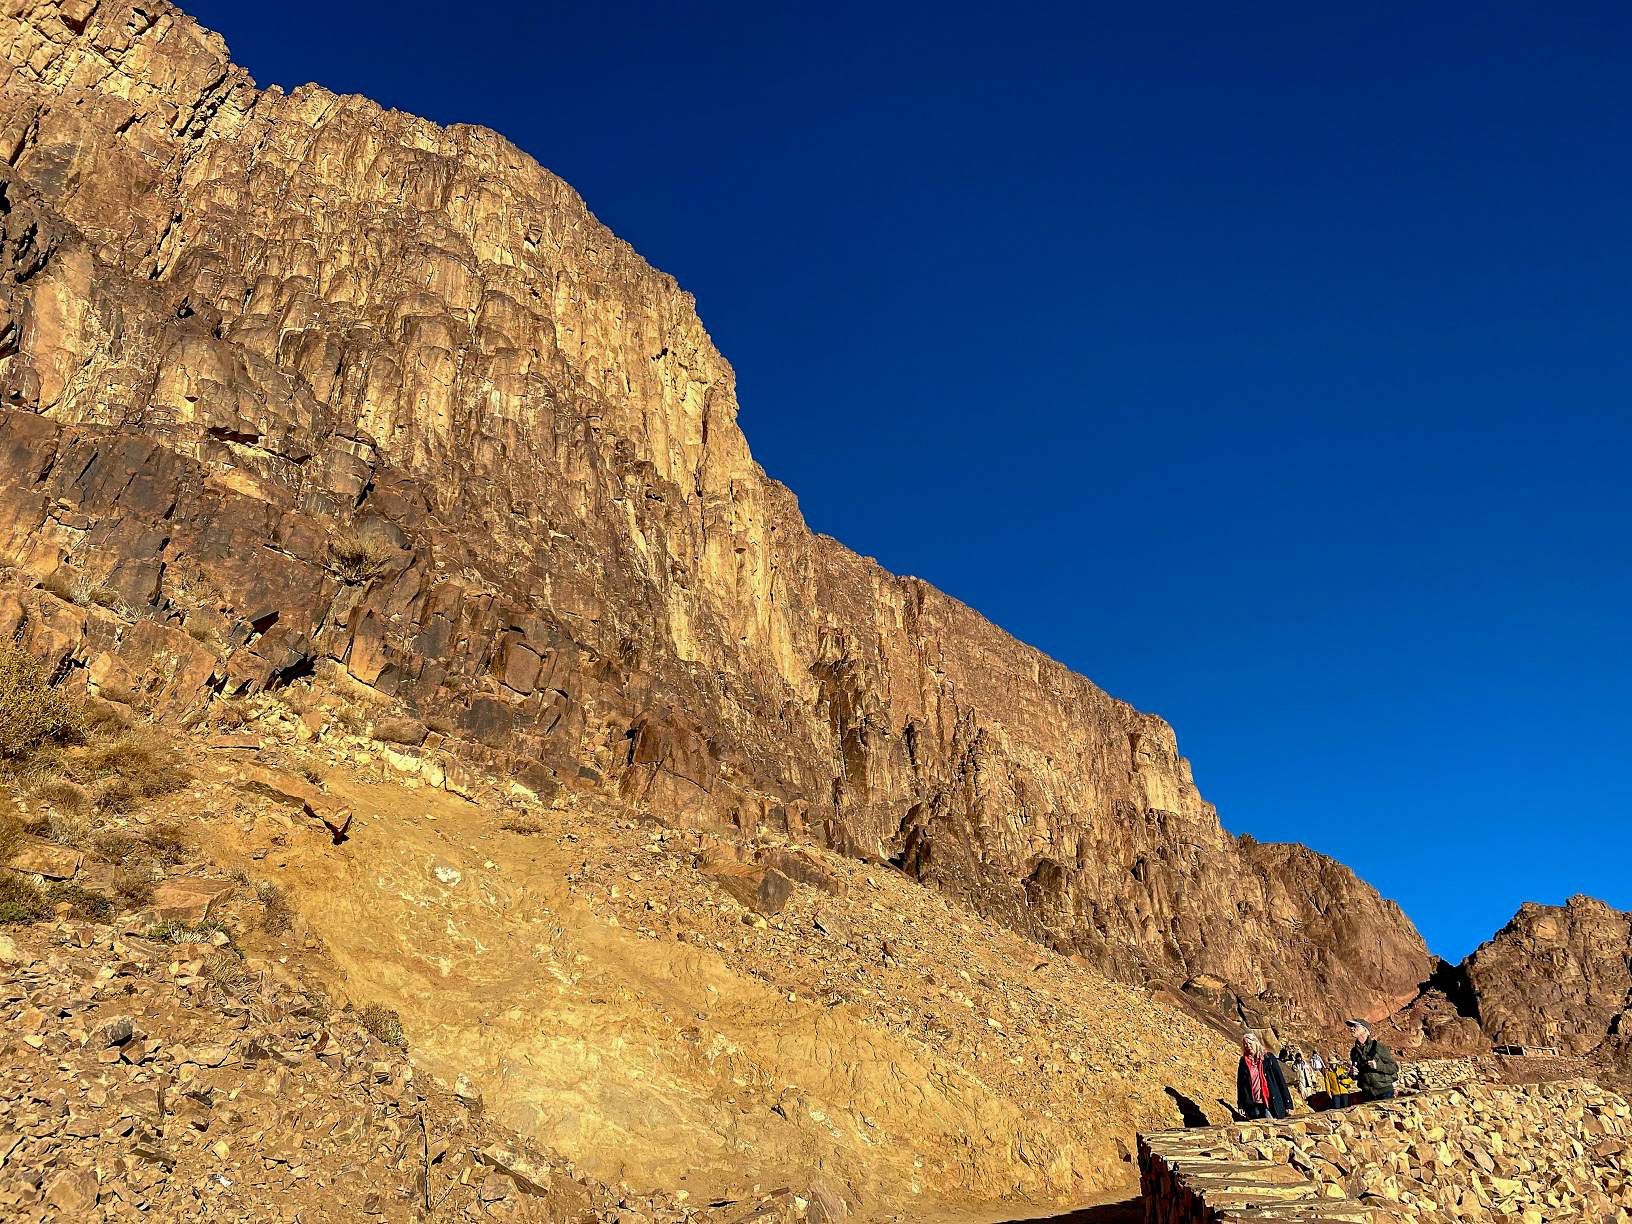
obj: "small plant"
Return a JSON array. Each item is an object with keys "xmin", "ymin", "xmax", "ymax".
[
  {"xmin": 355, "ymin": 1002, "xmax": 406, "ymax": 1047},
  {"xmin": 299, "ymin": 763, "xmax": 325, "ymax": 786},
  {"xmin": 0, "ymin": 874, "xmax": 48, "ymax": 924},
  {"xmin": 501, "ymin": 815, "xmax": 547, "ymax": 835},
  {"xmin": 0, "ymin": 642, "xmax": 83, "ymax": 759},
  {"xmin": 256, "ymin": 880, "xmax": 294, "ymax": 934},
  {"xmin": 336, "ymin": 705, "xmax": 367, "ymax": 736},
  {"xmin": 45, "ymin": 882, "xmax": 115, "ymax": 922},
  {"xmin": 371, "ymin": 716, "xmax": 426, "ymax": 747},
  {"xmin": 144, "ymin": 917, "xmax": 240, "ymax": 953},
  {"xmin": 111, "ymin": 866, "xmax": 155, "ymax": 907},
  {"xmin": 327, "ymin": 531, "xmax": 395, "ymax": 584}
]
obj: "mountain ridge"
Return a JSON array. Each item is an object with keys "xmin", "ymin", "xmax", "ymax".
[{"xmin": 0, "ymin": 0, "xmax": 1427, "ymax": 1045}]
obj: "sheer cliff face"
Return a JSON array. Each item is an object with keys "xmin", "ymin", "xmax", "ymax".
[{"xmin": 0, "ymin": 0, "xmax": 1429, "ymax": 1024}]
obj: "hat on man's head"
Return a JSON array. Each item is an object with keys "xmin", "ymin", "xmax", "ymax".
[{"xmin": 1345, "ymin": 1018, "xmax": 1371, "ymax": 1030}]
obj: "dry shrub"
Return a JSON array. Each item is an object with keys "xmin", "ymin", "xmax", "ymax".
[
  {"xmin": 298, "ymin": 763, "xmax": 325, "ymax": 786},
  {"xmin": 371, "ymin": 716, "xmax": 426, "ymax": 746},
  {"xmin": 501, "ymin": 815, "xmax": 547, "ymax": 835},
  {"xmin": 255, "ymin": 880, "xmax": 294, "ymax": 934},
  {"xmin": 0, "ymin": 642, "xmax": 83, "ymax": 759},
  {"xmin": 111, "ymin": 866, "xmax": 155, "ymax": 907},
  {"xmin": 355, "ymin": 1002, "xmax": 406, "ymax": 1047},
  {"xmin": 328, "ymin": 531, "xmax": 394, "ymax": 583},
  {"xmin": 0, "ymin": 817, "xmax": 19, "ymax": 864},
  {"xmin": 45, "ymin": 806, "xmax": 91, "ymax": 848},
  {"xmin": 0, "ymin": 874, "xmax": 47, "ymax": 924},
  {"xmin": 335, "ymin": 705, "xmax": 367, "ymax": 735}
]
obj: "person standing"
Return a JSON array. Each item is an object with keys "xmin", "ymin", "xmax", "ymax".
[
  {"xmin": 1346, "ymin": 1019, "xmax": 1399, "ymax": 1101},
  {"xmin": 1236, "ymin": 1031, "xmax": 1292, "ymax": 1120}
]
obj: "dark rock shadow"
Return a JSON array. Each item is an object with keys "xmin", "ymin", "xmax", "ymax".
[{"xmin": 1163, "ymin": 1085, "xmax": 1213, "ymax": 1128}]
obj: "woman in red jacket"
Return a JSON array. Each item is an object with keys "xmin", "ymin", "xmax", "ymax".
[{"xmin": 1236, "ymin": 1031, "xmax": 1292, "ymax": 1120}]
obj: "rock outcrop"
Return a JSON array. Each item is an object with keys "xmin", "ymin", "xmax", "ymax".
[
  {"xmin": 1462, "ymin": 896, "xmax": 1632, "ymax": 1057},
  {"xmin": 0, "ymin": 0, "xmax": 1429, "ymax": 1034}
]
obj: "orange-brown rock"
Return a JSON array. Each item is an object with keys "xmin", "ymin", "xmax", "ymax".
[
  {"xmin": 0, "ymin": 0, "xmax": 1429, "ymax": 1033},
  {"xmin": 1463, "ymin": 896, "xmax": 1632, "ymax": 1057}
]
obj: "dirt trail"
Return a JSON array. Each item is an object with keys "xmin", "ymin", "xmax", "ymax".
[{"xmin": 914, "ymin": 1186, "xmax": 1142, "ymax": 1224}]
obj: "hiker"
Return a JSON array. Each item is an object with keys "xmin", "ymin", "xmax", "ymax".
[
  {"xmin": 1295, "ymin": 1049, "xmax": 1318, "ymax": 1096},
  {"xmin": 1346, "ymin": 1019, "xmax": 1399, "ymax": 1101},
  {"xmin": 1236, "ymin": 1031, "xmax": 1292, "ymax": 1120},
  {"xmin": 1324, "ymin": 1054, "xmax": 1356, "ymax": 1107}
]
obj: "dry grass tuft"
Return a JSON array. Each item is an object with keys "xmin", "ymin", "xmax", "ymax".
[
  {"xmin": 0, "ymin": 642, "xmax": 83, "ymax": 759},
  {"xmin": 500, "ymin": 815, "xmax": 548, "ymax": 835},
  {"xmin": 328, "ymin": 531, "xmax": 395, "ymax": 584},
  {"xmin": 355, "ymin": 1002, "xmax": 406, "ymax": 1047},
  {"xmin": 371, "ymin": 716, "xmax": 426, "ymax": 746},
  {"xmin": 256, "ymin": 880, "xmax": 294, "ymax": 934}
]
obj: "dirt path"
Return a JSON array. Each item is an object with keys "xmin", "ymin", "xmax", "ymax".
[{"xmin": 909, "ymin": 1185, "xmax": 1142, "ymax": 1224}]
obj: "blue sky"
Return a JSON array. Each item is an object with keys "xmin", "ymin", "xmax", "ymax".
[{"xmin": 183, "ymin": 1, "xmax": 1632, "ymax": 964}]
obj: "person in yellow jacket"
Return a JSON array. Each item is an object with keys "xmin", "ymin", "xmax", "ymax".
[{"xmin": 1323, "ymin": 1055, "xmax": 1356, "ymax": 1107}]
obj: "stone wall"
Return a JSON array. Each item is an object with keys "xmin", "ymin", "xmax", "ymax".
[{"xmin": 1140, "ymin": 1079, "xmax": 1632, "ymax": 1222}]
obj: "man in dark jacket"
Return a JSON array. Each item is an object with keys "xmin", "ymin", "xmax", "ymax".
[{"xmin": 1346, "ymin": 1019, "xmax": 1399, "ymax": 1100}]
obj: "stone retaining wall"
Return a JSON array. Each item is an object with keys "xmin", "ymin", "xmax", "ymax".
[{"xmin": 1140, "ymin": 1078, "xmax": 1631, "ymax": 1222}]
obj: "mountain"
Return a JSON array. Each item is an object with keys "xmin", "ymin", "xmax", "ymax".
[{"xmin": 0, "ymin": 0, "xmax": 1427, "ymax": 1048}]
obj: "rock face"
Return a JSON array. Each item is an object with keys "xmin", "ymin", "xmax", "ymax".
[
  {"xmin": 0, "ymin": 0, "xmax": 1429, "ymax": 1028},
  {"xmin": 1463, "ymin": 896, "xmax": 1632, "ymax": 1056}
]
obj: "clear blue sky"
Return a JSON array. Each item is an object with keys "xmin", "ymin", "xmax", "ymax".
[{"xmin": 183, "ymin": 1, "xmax": 1632, "ymax": 965}]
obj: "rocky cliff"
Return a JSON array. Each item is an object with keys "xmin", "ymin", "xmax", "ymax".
[
  {"xmin": 1463, "ymin": 896, "xmax": 1632, "ymax": 1057},
  {"xmin": 0, "ymin": 0, "xmax": 1429, "ymax": 1032},
  {"xmin": 1381, "ymin": 895, "xmax": 1632, "ymax": 1091}
]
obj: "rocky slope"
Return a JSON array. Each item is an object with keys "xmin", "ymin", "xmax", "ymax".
[
  {"xmin": 0, "ymin": 0, "xmax": 1430, "ymax": 1036},
  {"xmin": 2, "ymin": 708, "xmax": 1244, "ymax": 1217}
]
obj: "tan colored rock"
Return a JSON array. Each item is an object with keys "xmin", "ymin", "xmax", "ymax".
[{"xmin": 4, "ymin": 834, "xmax": 82, "ymax": 879}]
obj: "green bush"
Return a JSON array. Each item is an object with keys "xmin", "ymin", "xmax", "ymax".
[
  {"xmin": 46, "ymin": 883, "xmax": 115, "ymax": 922},
  {"xmin": 0, "ymin": 642, "xmax": 82, "ymax": 759},
  {"xmin": 0, "ymin": 874, "xmax": 48, "ymax": 924}
]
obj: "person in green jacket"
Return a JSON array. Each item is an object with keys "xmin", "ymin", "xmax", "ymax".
[{"xmin": 1346, "ymin": 1019, "xmax": 1399, "ymax": 1100}]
